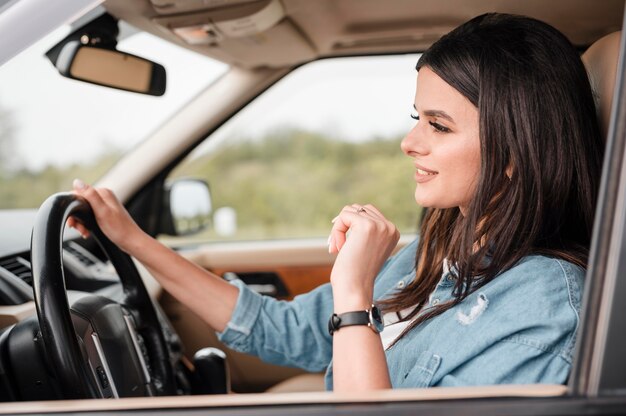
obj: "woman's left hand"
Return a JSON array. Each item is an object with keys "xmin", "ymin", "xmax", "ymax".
[{"xmin": 329, "ymin": 204, "xmax": 400, "ymax": 312}]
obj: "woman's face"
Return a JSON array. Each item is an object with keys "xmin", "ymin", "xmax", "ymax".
[{"xmin": 401, "ymin": 66, "xmax": 481, "ymax": 213}]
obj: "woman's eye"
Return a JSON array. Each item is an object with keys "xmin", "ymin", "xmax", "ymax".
[
  {"xmin": 410, "ymin": 113, "xmax": 420, "ymax": 121},
  {"xmin": 429, "ymin": 121, "xmax": 451, "ymax": 133}
]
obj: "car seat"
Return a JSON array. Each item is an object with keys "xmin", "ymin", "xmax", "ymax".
[{"xmin": 582, "ymin": 31, "xmax": 622, "ymax": 139}]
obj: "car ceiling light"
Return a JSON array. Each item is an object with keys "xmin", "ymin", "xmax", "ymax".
[
  {"xmin": 173, "ymin": 23, "xmax": 223, "ymax": 45},
  {"xmin": 168, "ymin": 0, "xmax": 284, "ymax": 46}
]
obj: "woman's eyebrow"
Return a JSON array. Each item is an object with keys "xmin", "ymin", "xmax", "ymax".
[
  {"xmin": 423, "ymin": 110, "xmax": 455, "ymax": 123},
  {"xmin": 413, "ymin": 105, "xmax": 455, "ymax": 123}
]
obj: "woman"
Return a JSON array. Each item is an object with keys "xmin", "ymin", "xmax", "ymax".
[{"xmin": 70, "ymin": 13, "xmax": 603, "ymax": 391}]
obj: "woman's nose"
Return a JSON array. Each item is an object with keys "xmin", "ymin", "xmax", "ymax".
[{"xmin": 401, "ymin": 123, "xmax": 428, "ymax": 156}]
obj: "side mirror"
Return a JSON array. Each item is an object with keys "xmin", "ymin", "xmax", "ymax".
[
  {"xmin": 55, "ymin": 41, "xmax": 166, "ymax": 96},
  {"xmin": 162, "ymin": 179, "xmax": 212, "ymax": 236}
]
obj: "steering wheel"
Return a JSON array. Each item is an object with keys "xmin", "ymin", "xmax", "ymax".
[{"xmin": 30, "ymin": 193, "xmax": 176, "ymax": 399}]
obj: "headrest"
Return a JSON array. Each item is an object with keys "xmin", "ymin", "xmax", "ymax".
[{"xmin": 582, "ymin": 31, "xmax": 621, "ymax": 139}]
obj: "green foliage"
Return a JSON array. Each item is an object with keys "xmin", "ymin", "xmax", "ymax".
[
  {"xmin": 170, "ymin": 128, "xmax": 421, "ymax": 241},
  {"xmin": 1, "ymin": 127, "xmax": 421, "ymax": 242},
  {"xmin": 0, "ymin": 150, "xmax": 122, "ymax": 209}
]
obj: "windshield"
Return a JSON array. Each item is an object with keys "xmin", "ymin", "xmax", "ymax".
[{"xmin": 0, "ymin": 20, "xmax": 228, "ymax": 209}]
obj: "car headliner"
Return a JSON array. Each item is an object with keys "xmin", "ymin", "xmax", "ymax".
[{"xmin": 104, "ymin": 0, "xmax": 625, "ymax": 69}]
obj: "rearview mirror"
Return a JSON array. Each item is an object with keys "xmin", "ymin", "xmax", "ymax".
[{"xmin": 55, "ymin": 41, "xmax": 166, "ymax": 96}]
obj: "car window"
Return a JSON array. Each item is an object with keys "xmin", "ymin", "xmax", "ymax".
[
  {"xmin": 166, "ymin": 55, "xmax": 421, "ymax": 242},
  {"xmin": 0, "ymin": 21, "xmax": 227, "ymax": 209}
]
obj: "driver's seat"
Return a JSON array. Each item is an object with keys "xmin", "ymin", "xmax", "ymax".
[{"xmin": 582, "ymin": 31, "xmax": 622, "ymax": 139}]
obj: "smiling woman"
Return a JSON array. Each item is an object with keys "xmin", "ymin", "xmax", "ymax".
[
  {"xmin": 372, "ymin": 13, "xmax": 604, "ymax": 372},
  {"xmin": 69, "ymin": 12, "xmax": 604, "ymax": 394},
  {"xmin": 403, "ymin": 67, "xmax": 481, "ymax": 211}
]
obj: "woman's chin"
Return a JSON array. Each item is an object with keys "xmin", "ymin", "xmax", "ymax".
[
  {"xmin": 414, "ymin": 193, "xmax": 457, "ymax": 210},
  {"xmin": 414, "ymin": 191, "xmax": 436, "ymax": 208},
  {"xmin": 414, "ymin": 198, "xmax": 435, "ymax": 208}
]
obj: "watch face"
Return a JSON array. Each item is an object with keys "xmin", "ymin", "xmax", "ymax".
[{"xmin": 369, "ymin": 306, "xmax": 385, "ymax": 333}]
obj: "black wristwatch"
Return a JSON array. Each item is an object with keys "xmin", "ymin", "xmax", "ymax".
[{"xmin": 328, "ymin": 304, "xmax": 384, "ymax": 335}]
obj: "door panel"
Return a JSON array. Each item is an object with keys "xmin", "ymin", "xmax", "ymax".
[
  {"xmin": 214, "ymin": 267, "xmax": 332, "ymax": 301},
  {"xmin": 163, "ymin": 238, "xmax": 334, "ymax": 392},
  {"xmin": 185, "ymin": 237, "xmax": 335, "ymax": 300}
]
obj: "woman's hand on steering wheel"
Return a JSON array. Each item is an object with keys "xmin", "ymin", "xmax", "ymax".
[{"xmin": 68, "ymin": 179, "xmax": 144, "ymax": 254}]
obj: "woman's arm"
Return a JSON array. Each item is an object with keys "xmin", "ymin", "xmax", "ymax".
[
  {"xmin": 69, "ymin": 180, "xmax": 238, "ymax": 332},
  {"xmin": 329, "ymin": 204, "xmax": 400, "ymax": 391},
  {"xmin": 70, "ymin": 181, "xmax": 399, "ymax": 386}
]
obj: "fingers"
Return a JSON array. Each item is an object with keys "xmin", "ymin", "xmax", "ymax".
[
  {"xmin": 329, "ymin": 211, "xmax": 350, "ymax": 253},
  {"xmin": 72, "ymin": 178, "xmax": 107, "ymax": 211},
  {"xmin": 329, "ymin": 203, "xmax": 389, "ymax": 254},
  {"xmin": 70, "ymin": 178, "xmax": 123, "ymax": 238},
  {"xmin": 98, "ymin": 187, "xmax": 121, "ymax": 205},
  {"xmin": 327, "ymin": 203, "xmax": 399, "ymax": 296},
  {"xmin": 348, "ymin": 203, "xmax": 386, "ymax": 221},
  {"xmin": 362, "ymin": 204, "xmax": 385, "ymax": 219},
  {"xmin": 66, "ymin": 182, "xmax": 90, "ymax": 236},
  {"xmin": 71, "ymin": 221, "xmax": 90, "ymax": 239},
  {"xmin": 68, "ymin": 179, "xmax": 139, "ymax": 251},
  {"xmin": 66, "ymin": 217, "xmax": 91, "ymax": 239},
  {"xmin": 331, "ymin": 206, "xmax": 364, "ymax": 252},
  {"xmin": 72, "ymin": 179, "xmax": 124, "ymax": 215}
]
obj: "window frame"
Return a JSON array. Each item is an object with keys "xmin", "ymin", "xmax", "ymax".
[{"xmin": 570, "ymin": 24, "xmax": 626, "ymax": 397}]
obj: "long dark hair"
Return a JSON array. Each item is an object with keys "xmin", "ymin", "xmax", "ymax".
[{"xmin": 380, "ymin": 13, "xmax": 604, "ymax": 337}]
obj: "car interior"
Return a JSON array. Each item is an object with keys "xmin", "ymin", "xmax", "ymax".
[{"xmin": 0, "ymin": 0, "xmax": 624, "ymax": 413}]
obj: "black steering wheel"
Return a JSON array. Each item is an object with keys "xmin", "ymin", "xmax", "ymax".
[{"xmin": 30, "ymin": 193, "xmax": 176, "ymax": 399}]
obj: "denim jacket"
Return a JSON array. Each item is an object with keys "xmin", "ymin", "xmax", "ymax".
[{"xmin": 218, "ymin": 238, "xmax": 584, "ymax": 389}]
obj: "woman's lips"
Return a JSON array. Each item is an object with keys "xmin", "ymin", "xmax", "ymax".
[{"xmin": 414, "ymin": 163, "xmax": 438, "ymax": 183}]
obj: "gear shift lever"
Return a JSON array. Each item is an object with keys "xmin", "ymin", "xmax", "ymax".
[{"xmin": 191, "ymin": 347, "xmax": 230, "ymax": 394}]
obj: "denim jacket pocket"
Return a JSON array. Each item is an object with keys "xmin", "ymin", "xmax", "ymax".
[{"xmin": 402, "ymin": 351, "xmax": 442, "ymax": 388}]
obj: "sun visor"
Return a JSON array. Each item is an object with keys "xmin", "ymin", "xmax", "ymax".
[{"xmin": 152, "ymin": 0, "xmax": 315, "ymax": 68}]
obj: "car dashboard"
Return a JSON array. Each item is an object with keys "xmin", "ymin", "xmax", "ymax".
[
  {"xmin": 0, "ymin": 209, "xmax": 187, "ymax": 401},
  {"xmin": 0, "ymin": 209, "xmax": 120, "ymax": 307}
]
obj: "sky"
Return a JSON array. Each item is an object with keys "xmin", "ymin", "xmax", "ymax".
[
  {"xmin": 217, "ymin": 54, "xmax": 419, "ymax": 142},
  {"xmin": 0, "ymin": 25, "xmax": 227, "ymax": 171},
  {"xmin": 0, "ymin": 22, "xmax": 420, "ymax": 172}
]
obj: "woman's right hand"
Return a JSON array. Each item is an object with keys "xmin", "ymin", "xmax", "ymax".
[{"xmin": 68, "ymin": 179, "xmax": 145, "ymax": 254}]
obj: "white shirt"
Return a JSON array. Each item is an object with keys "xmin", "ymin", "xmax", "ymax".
[{"xmin": 381, "ymin": 307, "xmax": 416, "ymax": 350}]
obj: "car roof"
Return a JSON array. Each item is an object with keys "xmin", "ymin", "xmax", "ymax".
[{"xmin": 103, "ymin": 0, "xmax": 625, "ymax": 69}]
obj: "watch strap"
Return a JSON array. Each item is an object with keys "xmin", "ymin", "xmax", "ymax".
[{"xmin": 328, "ymin": 310, "xmax": 370, "ymax": 335}]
